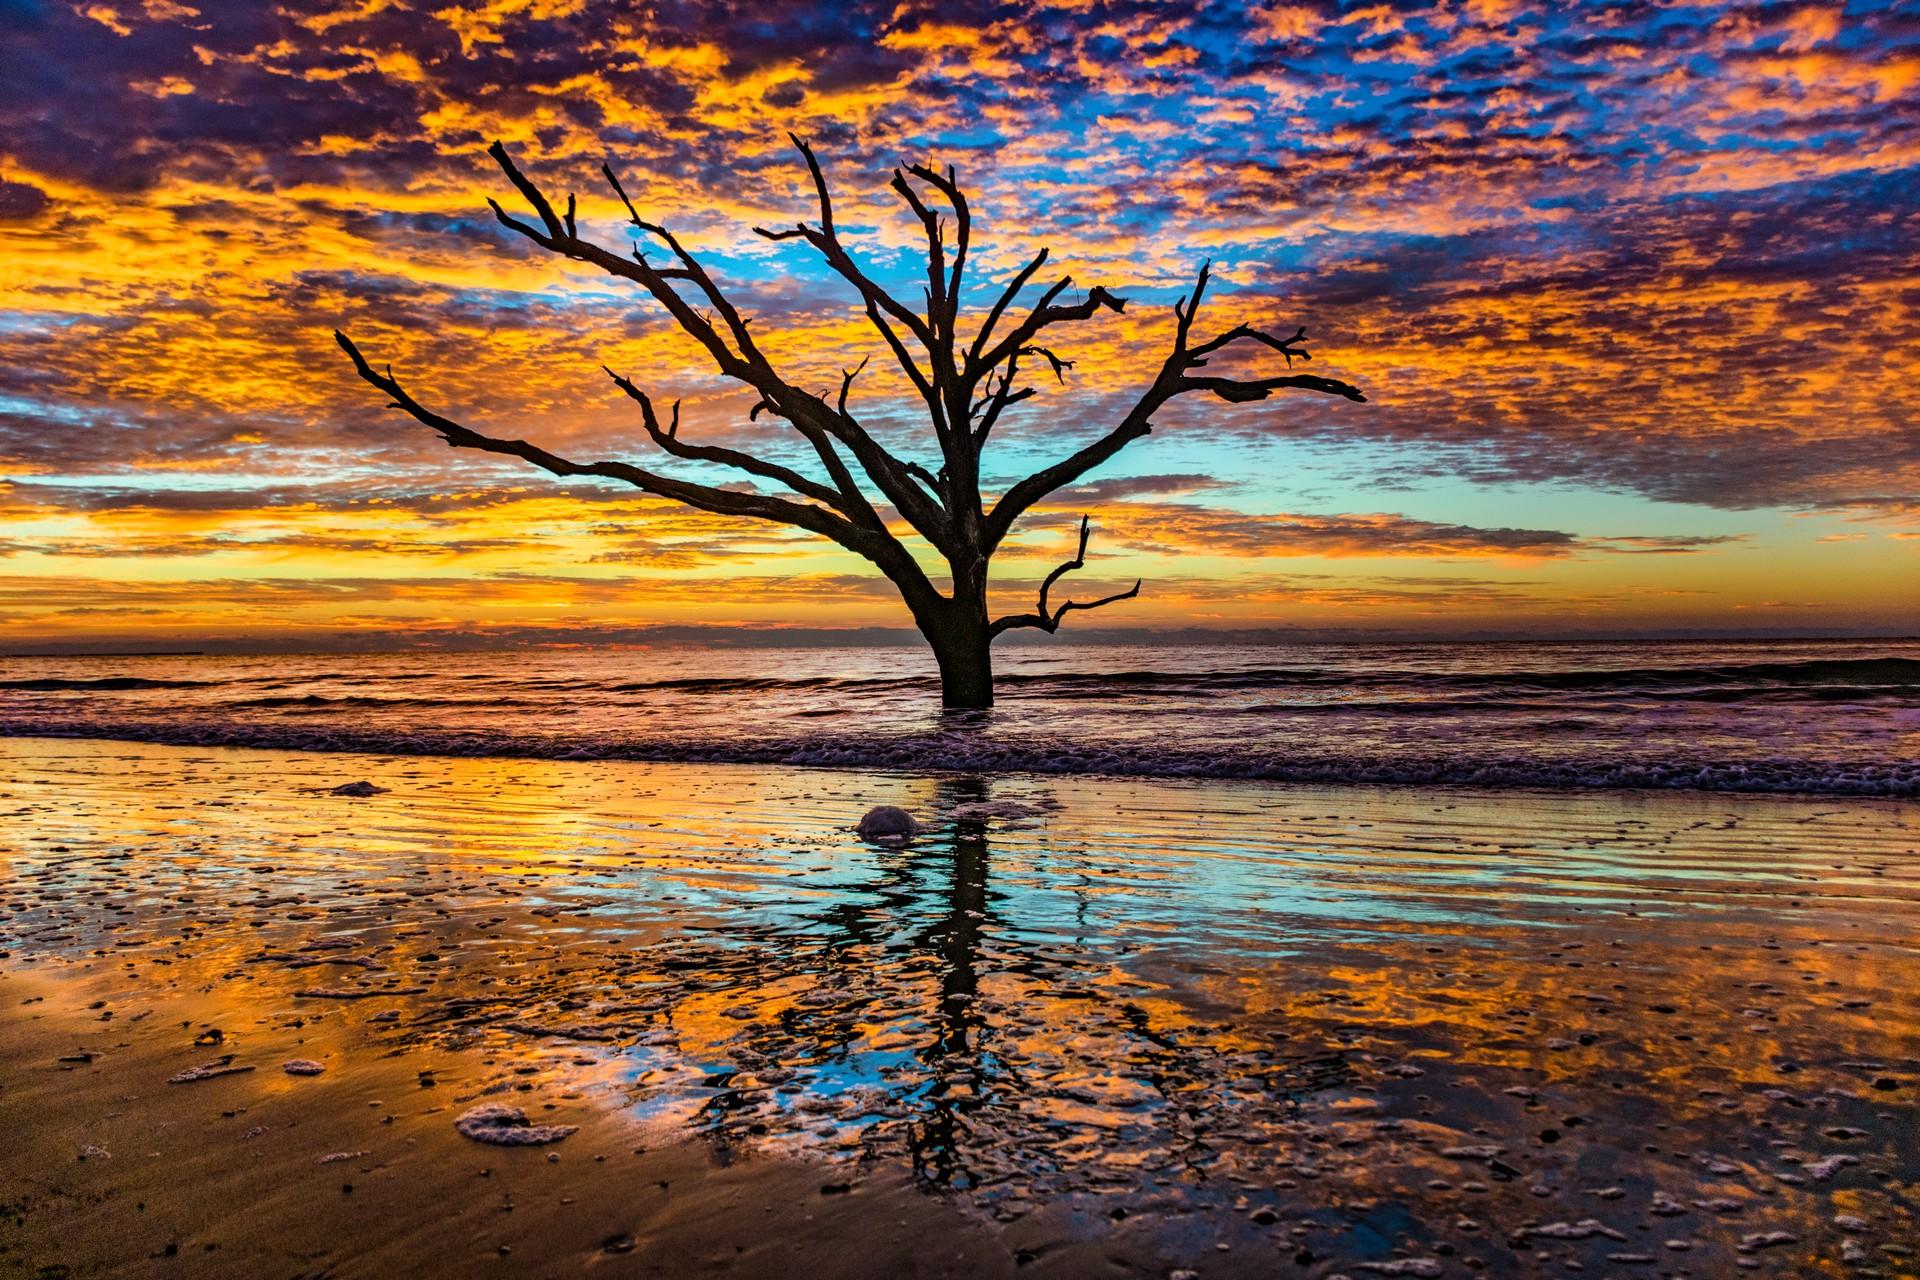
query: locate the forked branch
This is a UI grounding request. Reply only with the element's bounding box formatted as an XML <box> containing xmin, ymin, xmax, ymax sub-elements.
<box><xmin>600</xmin><ymin>366</ymin><xmax>846</xmax><ymax>509</ymax></box>
<box><xmin>333</xmin><ymin>331</ymin><xmax>865</xmax><ymax>548</ymax></box>
<box><xmin>478</xmin><ymin>141</ymin><xmax>951</xmax><ymax>550</ymax></box>
<box><xmin>983</xmin><ymin>260</ymin><xmax>1364</xmax><ymax>550</ymax></box>
<box><xmin>990</xmin><ymin>515</ymin><xmax>1141</xmax><ymax>637</ymax></box>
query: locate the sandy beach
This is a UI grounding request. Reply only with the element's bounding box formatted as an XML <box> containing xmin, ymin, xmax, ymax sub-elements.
<box><xmin>3</xmin><ymin>736</ymin><xmax>1916</xmax><ymax>1278</ymax></box>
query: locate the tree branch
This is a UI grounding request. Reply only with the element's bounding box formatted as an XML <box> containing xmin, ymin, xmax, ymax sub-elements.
<box><xmin>906</xmin><ymin>162</ymin><xmax>970</xmax><ymax>335</ymax></box>
<box><xmin>889</xmin><ymin>168</ymin><xmax>946</xmax><ymax>333</ymax></box>
<box><xmin>600</xmin><ymin>366</ymin><xmax>847</xmax><ymax>508</ymax></box>
<box><xmin>972</xmin><ymin>280</ymin><xmax>1126</xmax><ymax>384</ymax></box>
<box><xmin>989</xmin><ymin>515</ymin><xmax>1140</xmax><ymax>637</ymax></box>
<box><xmin>749</xmin><ymin>134</ymin><xmax>977</xmax><ymax>504</ymax></box>
<box><xmin>836</xmin><ymin>355</ymin><xmax>871</xmax><ymax>416</ymax></box>
<box><xmin>968</xmin><ymin>247</ymin><xmax>1048</xmax><ymax>369</ymax></box>
<box><xmin>603</xmin><ymin>161</ymin><xmax>762</xmax><ymax>368</ymax></box>
<box><xmin>752</xmin><ymin>135</ymin><xmax>936</xmax><ymax>356</ymax></box>
<box><xmin>486</xmin><ymin>142</ymin><xmax>745</xmax><ymax>382</ymax></box>
<box><xmin>1186</xmin><ymin>322</ymin><xmax>1310</xmax><ymax>366</ymax></box>
<box><xmin>1177</xmin><ymin>372</ymin><xmax>1367</xmax><ymax>404</ymax></box>
<box><xmin>969</xmin><ymin>355</ymin><xmax>1036</xmax><ymax>451</ymax></box>
<box><xmin>983</xmin><ymin>261</ymin><xmax>1363</xmax><ymax>550</ymax></box>
<box><xmin>482</xmin><ymin>140</ymin><xmax>952</xmax><ymax>550</ymax></box>
<box><xmin>336</xmin><ymin>331</ymin><xmax>871</xmax><ymax>549</ymax></box>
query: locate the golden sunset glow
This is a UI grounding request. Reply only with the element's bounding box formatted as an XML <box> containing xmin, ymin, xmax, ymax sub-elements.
<box><xmin>1</xmin><ymin>0</ymin><xmax>1916</xmax><ymax>649</ymax></box>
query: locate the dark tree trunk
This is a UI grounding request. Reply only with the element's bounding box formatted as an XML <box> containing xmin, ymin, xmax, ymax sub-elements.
<box><xmin>930</xmin><ymin>616</ymin><xmax>993</xmax><ymax>708</ymax></box>
<box><xmin>924</xmin><ymin>591</ymin><xmax>994</xmax><ymax>709</ymax></box>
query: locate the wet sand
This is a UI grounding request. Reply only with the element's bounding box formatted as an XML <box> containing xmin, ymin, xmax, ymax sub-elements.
<box><xmin>2</xmin><ymin>737</ymin><xmax>1917</xmax><ymax>1278</ymax></box>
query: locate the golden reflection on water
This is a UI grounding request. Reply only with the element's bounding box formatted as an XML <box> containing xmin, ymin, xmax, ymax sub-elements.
<box><xmin>3</xmin><ymin>739</ymin><xmax>1918</xmax><ymax>1276</ymax></box>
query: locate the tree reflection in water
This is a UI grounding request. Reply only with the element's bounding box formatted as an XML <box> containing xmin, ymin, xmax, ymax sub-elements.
<box><xmin>632</xmin><ymin>777</ymin><xmax>1355</xmax><ymax>1207</ymax></box>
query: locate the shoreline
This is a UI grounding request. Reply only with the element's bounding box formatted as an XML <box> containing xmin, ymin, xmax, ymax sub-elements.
<box><xmin>4</xmin><ymin>737</ymin><xmax>1916</xmax><ymax>1278</ymax></box>
<box><xmin>3</xmin><ymin>726</ymin><xmax>1914</xmax><ymax>799</ymax></box>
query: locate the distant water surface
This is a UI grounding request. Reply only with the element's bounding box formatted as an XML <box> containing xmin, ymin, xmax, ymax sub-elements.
<box><xmin>2</xmin><ymin>639</ymin><xmax>1917</xmax><ymax>794</ymax></box>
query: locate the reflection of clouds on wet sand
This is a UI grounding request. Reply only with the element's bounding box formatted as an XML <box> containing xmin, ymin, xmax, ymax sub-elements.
<box><xmin>3</xmin><ymin>739</ymin><xmax>1916</xmax><ymax>1275</ymax></box>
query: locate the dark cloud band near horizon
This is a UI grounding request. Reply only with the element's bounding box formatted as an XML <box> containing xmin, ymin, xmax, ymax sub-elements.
<box><xmin>1</xmin><ymin>0</ymin><xmax>1916</xmax><ymax>643</ymax></box>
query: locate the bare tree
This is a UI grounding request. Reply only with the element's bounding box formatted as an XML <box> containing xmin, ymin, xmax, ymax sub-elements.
<box><xmin>335</xmin><ymin>136</ymin><xmax>1364</xmax><ymax>707</ymax></box>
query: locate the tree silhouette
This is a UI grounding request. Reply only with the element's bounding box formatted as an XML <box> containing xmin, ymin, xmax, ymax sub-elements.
<box><xmin>335</xmin><ymin>136</ymin><xmax>1365</xmax><ymax>707</ymax></box>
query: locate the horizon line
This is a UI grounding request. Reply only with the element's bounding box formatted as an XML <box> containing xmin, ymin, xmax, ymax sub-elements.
<box><xmin>6</xmin><ymin>624</ymin><xmax>1918</xmax><ymax>659</ymax></box>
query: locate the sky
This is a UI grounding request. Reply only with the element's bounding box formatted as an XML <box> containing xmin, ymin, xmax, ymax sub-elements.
<box><xmin>1</xmin><ymin>0</ymin><xmax>1916</xmax><ymax>651</ymax></box>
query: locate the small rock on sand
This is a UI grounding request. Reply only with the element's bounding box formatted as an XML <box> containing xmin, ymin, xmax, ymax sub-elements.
<box><xmin>282</xmin><ymin>1059</ymin><xmax>326</xmax><ymax>1076</ymax></box>
<box><xmin>453</xmin><ymin>1104</ymin><xmax>577</xmax><ymax>1146</ymax></box>
<box><xmin>330</xmin><ymin>781</ymin><xmax>387</xmax><ymax>797</ymax></box>
<box><xmin>856</xmin><ymin>805</ymin><xmax>918</xmax><ymax>843</ymax></box>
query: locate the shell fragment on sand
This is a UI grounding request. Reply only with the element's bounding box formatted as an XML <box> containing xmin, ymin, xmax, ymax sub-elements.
<box><xmin>453</xmin><ymin>1104</ymin><xmax>577</xmax><ymax>1146</ymax></box>
<box><xmin>499</xmin><ymin>1020</ymin><xmax>623</xmax><ymax>1042</ymax></box>
<box><xmin>168</xmin><ymin>1057</ymin><xmax>256</xmax><ymax>1084</ymax></box>
<box><xmin>1803</xmin><ymin>1154</ymin><xmax>1859</xmax><ymax>1180</ymax></box>
<box><xmin>1515</xmin><ymin>1219</ymin><xmax>1628</xmax><ymax>1241</ymax></box>
<box><xmin>1738</xmin><ymin>1231</ymin><xmax>1800</xmax><ymax>1252</ymax></box>
<box><xmin>949</xmin><ymin>799</ymin><xmax>1047</xmax><ymax>825</ymax></box>
<box><xmin>282</xmin><ymin>1059</ymin><xmax>326</xmax><ymax>1075</ymax></box>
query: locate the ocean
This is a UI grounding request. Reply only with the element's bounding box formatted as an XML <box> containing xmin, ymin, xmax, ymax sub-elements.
<box><xmin>3</xmin><ymin>638</ymin><xmax>1916</xmax><ymax>795</ymax></box>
